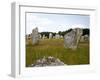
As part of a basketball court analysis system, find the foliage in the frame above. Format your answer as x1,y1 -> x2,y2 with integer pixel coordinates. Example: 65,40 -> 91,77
82,28 -> 90,36
39,28 -> 89,38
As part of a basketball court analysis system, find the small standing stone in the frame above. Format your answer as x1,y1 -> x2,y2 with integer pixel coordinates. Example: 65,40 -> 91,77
55,34 -> 60,39
42,35 -> 45,39
80,36 -> 85,42
39,34 -> 42,39
84,35 -> 89,41
60,35 -> 63,39
49,33 -> 53,39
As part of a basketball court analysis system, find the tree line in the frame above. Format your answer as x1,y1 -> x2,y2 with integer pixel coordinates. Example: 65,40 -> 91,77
39,28 -> 89,38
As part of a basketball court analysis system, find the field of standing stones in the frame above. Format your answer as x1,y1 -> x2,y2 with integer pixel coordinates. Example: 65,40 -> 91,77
26,27 -> 89,67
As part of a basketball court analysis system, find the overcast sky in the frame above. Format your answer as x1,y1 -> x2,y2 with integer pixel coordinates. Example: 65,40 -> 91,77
26,13 -> 90,34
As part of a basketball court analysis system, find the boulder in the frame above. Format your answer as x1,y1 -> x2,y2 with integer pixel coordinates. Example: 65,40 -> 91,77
30,56 -> 65,67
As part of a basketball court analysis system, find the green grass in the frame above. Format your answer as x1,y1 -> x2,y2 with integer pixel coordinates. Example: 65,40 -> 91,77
26,39 -> 89,67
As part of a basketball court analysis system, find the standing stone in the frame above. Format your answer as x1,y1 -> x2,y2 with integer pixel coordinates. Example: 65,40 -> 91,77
60,35 -> 63,39
39,34 -> 42,39
32,27 -> 39,45
26,34 -> 32,45
80,35 -> 89,42
53,36 -> 55,39
49,33 -> 53,39
64,28 -> 83,49
42,35 -> 45,39
55,34 -> 60,39
80,36 -> 85,42
84,35 -> 89,41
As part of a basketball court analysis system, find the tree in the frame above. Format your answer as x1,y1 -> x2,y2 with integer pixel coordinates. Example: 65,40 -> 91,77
82,28 -> 90,36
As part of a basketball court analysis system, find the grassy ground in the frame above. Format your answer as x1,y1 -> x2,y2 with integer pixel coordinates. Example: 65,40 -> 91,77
26,39 -> 89,67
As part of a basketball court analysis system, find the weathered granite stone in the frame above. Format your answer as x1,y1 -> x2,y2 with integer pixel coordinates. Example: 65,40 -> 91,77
32,27 -> 39,45
49,33 -> 53,39
80,35 -> 89,42
80,36 -> 85,42
55,34 -> 60,39
42,35 -> 45,39
30,56 -> 65,67
39,34 -> 42,39
64,28 -> 83,49
84,35 -> 89,41
60,35 -> 63,39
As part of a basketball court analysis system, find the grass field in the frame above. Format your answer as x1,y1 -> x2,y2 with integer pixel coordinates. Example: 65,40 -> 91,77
26,39 -> 89,67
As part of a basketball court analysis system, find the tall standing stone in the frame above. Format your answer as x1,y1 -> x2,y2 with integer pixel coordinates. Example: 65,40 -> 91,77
64,28 -> 83,49
32,27 -> 39,45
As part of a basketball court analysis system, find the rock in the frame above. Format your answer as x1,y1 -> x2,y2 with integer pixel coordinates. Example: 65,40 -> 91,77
80,35 -> 89,42
55,59 -> 65,65
36,59 -> 41,64
55,34 -> 60,39
84,35 -> 89,41
42,35 -> 46,39
64,28 -> 83,49
39,34 -> 42,39
29,64 -> 35,67
47,56 -> 55,62
60,35 -> 63,39
30,56 -> 65,67
32,27 -> 39,45
80,36 -> 85,42
49,33 -> 53,39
